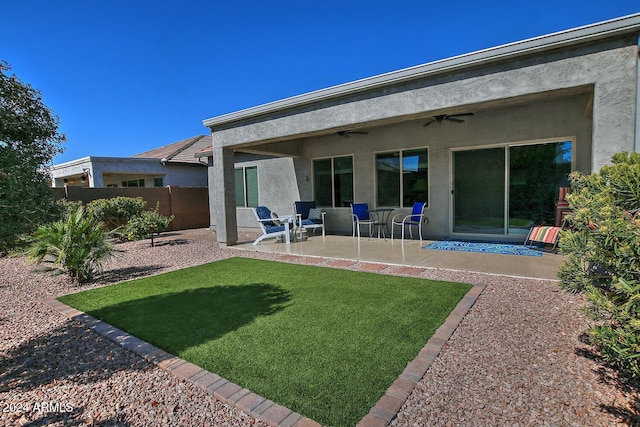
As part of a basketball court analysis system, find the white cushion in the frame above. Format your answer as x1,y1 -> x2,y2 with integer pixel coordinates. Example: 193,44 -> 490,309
270,211 -> 281,225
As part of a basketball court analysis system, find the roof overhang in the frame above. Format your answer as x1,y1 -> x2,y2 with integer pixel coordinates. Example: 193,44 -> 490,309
50,156 -> 160,170
203,13 -> 640,129
195,149 -> 212,159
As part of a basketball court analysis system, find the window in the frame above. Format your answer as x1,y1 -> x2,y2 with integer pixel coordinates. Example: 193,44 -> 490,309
376,148 -> 428,207
313,156 -> 353,207
122,179 -> 145,187
153,177 -> 164,187
235,166 -> 258,207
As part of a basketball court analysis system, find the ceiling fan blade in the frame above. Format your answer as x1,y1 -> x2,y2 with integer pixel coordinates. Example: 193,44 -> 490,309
338,130 -> 368,137
445,117 -> 465,123
422,119 -> 436,127
448,113 -> 474,118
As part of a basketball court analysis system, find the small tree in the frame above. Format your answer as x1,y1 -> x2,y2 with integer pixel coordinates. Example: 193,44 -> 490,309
87,196 -> 145,230
558,152 -> 640,376
124,203 -> 174,243
25,205 -> 117,282
0,60 -> 66,254
86,197 -> 173,244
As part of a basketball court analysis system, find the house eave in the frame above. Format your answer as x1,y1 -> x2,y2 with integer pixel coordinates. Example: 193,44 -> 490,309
202,13 -> 640,129
50,157 -> 162,170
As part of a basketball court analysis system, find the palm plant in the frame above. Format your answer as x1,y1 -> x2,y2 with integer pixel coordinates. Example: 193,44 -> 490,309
25,205 -> 117,282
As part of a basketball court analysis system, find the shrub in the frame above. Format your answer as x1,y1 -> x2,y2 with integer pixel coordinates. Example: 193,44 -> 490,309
124,203 -> 174,241
25,205 -> 117,282
53,199 -> 82,220
87,196 -> 145,231
558,152 -> 640,376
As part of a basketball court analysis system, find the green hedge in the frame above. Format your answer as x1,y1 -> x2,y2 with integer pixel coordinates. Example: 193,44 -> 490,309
559,152 -> 640,376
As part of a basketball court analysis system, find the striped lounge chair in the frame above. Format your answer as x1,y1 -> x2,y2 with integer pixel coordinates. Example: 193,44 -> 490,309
525,225 -> 563,252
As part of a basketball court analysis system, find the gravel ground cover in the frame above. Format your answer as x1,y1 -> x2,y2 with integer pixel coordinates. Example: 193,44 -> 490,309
1,228 -> 638,426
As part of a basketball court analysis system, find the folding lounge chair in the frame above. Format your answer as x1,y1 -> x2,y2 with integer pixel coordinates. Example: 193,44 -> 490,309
555,187 -> 571,226
390,202 -> 428,241
525,225 -> 563,252
252,206 -> 293,245
294,201 -> 325,236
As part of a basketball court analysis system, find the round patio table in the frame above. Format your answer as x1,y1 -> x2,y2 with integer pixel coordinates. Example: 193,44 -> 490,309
368,208 -> 394,239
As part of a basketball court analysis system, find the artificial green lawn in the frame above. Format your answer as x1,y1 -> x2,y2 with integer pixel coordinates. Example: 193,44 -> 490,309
59,257 -> 472,426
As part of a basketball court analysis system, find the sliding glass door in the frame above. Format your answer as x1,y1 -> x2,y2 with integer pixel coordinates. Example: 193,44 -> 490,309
452,140 -> 572,236
453,148 -> 505,234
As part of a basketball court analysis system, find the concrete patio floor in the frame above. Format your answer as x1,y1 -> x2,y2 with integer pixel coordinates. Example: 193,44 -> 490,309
233,233 -> 564,281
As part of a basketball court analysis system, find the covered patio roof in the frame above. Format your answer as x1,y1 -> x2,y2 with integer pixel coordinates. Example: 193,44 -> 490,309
202,13 -> 640,246
203,13 -> 640,133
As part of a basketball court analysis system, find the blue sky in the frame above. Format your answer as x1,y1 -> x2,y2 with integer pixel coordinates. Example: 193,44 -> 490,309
2,1 -> 638,164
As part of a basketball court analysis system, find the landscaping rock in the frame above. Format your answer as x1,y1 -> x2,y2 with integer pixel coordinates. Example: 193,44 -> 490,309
1,228 -> 637,426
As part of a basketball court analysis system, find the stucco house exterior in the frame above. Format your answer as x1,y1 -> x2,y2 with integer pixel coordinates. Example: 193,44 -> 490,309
202,14 -> 640,246
50,135 -> 210,188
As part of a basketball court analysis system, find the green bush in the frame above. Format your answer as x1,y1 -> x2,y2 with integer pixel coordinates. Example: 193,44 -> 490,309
87,196 -> 145,230
85,196 -> 173,242
24,205 -> 117,282
123,203 -> 174,241
0,61 -> 66,256
558,152 -> 640,376
53,199 -> 82,220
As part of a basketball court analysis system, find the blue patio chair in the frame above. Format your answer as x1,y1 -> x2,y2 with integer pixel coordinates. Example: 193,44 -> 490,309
391,202 -> 428,241
351,203 -> 374,239
252,206 -> 293,245
294,201 -> 325,236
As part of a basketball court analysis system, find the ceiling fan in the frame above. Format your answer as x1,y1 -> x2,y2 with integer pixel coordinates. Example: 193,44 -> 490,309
337,130 -> 368,138
423,113 -> 473,127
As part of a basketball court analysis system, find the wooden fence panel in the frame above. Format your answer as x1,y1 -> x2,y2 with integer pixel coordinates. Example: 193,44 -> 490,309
169,187 -> 210,230
52,187 -> 209,231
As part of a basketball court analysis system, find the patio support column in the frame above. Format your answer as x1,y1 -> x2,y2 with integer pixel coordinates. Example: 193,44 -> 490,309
636,46 -> 640,153
213,145 -> 238,246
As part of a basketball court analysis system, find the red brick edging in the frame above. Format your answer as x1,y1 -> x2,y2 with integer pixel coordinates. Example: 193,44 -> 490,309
357,283 -> 485,427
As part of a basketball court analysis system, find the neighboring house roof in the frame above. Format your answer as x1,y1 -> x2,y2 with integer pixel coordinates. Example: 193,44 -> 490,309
202,13 -> 640,129
132,134 -> 211,165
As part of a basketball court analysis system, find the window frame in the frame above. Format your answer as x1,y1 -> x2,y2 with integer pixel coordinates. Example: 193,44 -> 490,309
235,165 -> 259,208
449,137 -> 574,236
312,155 -> 354,208
375,147 -> 429,208
122,178 -> 145,188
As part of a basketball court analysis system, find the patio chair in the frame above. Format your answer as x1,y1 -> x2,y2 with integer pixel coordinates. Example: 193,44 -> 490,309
294,201 -> 325,236
555,186 -> 571,226
524,224 -> 563,252
351,203 -> 374,239
390,201 -> 428,241
252,206 -> 294,245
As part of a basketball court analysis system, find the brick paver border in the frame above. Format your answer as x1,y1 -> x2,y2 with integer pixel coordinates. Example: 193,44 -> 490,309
42,257 -> 485,427
357,282 -> 485,427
